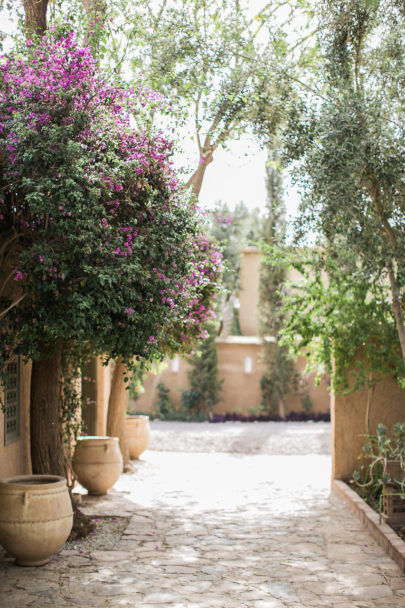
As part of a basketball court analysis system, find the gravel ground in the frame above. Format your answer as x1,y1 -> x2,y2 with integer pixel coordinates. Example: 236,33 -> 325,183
64,516 -> 130,554
148,420 -> 331,455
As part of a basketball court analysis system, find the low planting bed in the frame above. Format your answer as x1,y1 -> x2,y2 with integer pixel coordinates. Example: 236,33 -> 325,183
332,479 -> 405,574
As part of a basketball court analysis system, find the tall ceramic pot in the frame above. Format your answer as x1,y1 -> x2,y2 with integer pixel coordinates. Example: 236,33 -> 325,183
72,436 -> 123,495
126,415 -> 151,459
0,474 -> 73,566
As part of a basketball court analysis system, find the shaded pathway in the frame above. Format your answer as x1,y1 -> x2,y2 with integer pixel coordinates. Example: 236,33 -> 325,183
1,422 -> 404,607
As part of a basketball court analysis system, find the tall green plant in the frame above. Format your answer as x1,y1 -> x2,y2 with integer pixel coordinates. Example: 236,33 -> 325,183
258,147 -> 298,417
185,324 -> 223,415
352,423 -> 405,506
269,246 -> 403,394
283,0 -> 405,371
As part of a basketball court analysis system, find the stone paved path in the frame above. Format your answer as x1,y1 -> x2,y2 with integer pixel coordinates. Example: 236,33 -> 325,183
1,421 -> 404,607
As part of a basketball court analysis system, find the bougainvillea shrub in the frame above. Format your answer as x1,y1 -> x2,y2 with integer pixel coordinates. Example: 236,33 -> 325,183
0,32 -> 222,371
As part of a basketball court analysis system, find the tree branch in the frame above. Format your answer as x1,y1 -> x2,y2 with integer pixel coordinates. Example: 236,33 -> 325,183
0,294 -> 27,319
0,233 -> 23,265
0,271 -> 14,299
371,179 -> 403,265
386,258 -> 405,360
289,27 -> 322,53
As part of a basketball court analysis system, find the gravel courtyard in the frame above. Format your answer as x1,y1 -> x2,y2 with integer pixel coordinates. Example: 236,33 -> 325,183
148,420 -> 332,455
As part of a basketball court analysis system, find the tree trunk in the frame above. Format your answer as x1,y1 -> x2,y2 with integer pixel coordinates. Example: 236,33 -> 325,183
186,148 -> 214,198
22,0 -> 96,540
23,0 -> 48,37
81,0 -> 106,18
370,181 -> 405,361
30,343 -> 96,538
278,398 -> 286,421
30,343 -> 68,477
386,258 -> 405,360
106,361 -> 131,471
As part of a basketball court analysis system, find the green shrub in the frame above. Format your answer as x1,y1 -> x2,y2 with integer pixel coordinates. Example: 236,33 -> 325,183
352,423 -> 405,506
155,383 -> 172,419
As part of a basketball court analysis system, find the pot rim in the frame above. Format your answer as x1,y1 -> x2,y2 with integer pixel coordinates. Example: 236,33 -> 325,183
77,435 -> 119,442
0,474 -> 67,489
126,414 -> 149,419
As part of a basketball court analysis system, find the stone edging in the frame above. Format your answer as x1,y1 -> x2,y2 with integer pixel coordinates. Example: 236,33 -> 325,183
332,479 -> 405,574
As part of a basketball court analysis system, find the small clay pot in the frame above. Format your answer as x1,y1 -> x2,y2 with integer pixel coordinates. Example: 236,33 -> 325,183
72,436 -> 123,495
0,474 -> 73,566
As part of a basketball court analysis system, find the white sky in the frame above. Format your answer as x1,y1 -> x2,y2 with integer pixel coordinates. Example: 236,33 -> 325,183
198,138 -> 269,212
180,134 -> 301,221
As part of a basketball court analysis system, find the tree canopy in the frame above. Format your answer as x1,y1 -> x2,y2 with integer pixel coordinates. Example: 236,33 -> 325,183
101,0 -> 316,196
273,0 -> 405,390
0,32 -> 222,374
259,147 -> 298,416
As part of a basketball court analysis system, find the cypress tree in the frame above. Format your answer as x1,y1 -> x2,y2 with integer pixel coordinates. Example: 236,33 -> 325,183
184,324 -> 223,415
258,146 -> 297,418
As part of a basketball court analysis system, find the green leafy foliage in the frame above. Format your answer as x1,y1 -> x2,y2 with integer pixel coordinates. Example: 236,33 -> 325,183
95,0 -> 318,198
0,33 -> 222,400
352,423 -> 405,504
113,1 -> 305,133
154,382 -> 207,421
155,382 -> 172,419
185,323 -> 223,415
279,0 -> 405,388
268,246 -> 403,393
258,147 -> 301,415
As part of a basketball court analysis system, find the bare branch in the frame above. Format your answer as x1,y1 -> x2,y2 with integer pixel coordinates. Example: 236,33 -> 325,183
289,27 -> 321,53
0,294 -> 27,319
386,258 -> 405,360
371,180 -> 403,265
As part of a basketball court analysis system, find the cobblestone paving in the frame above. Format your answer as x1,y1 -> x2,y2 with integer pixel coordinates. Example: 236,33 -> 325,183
1,422 -> 404,607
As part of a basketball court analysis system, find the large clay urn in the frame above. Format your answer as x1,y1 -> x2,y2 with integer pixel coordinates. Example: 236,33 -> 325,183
126,415 -> 151,459
72,436 -> 123,495
0,474 -> 73,566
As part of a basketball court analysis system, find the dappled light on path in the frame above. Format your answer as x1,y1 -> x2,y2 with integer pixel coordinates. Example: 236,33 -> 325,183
1,422 -> 403,607
114,452 -> 331,516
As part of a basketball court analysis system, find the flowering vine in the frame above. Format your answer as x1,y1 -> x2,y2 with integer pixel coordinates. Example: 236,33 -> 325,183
0,32 -> 222,378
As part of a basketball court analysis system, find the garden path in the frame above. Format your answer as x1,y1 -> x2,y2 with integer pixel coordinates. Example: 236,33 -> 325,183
1,421 -> 404,607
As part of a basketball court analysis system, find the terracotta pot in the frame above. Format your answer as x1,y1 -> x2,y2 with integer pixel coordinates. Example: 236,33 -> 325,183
72,436 -> 123,495
126,415 -> 151,459
0,474 -> 73,566
384,458 -> 405,485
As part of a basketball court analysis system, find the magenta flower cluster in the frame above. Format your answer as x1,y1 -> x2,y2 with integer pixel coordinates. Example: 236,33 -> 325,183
0,32 -> 222,363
